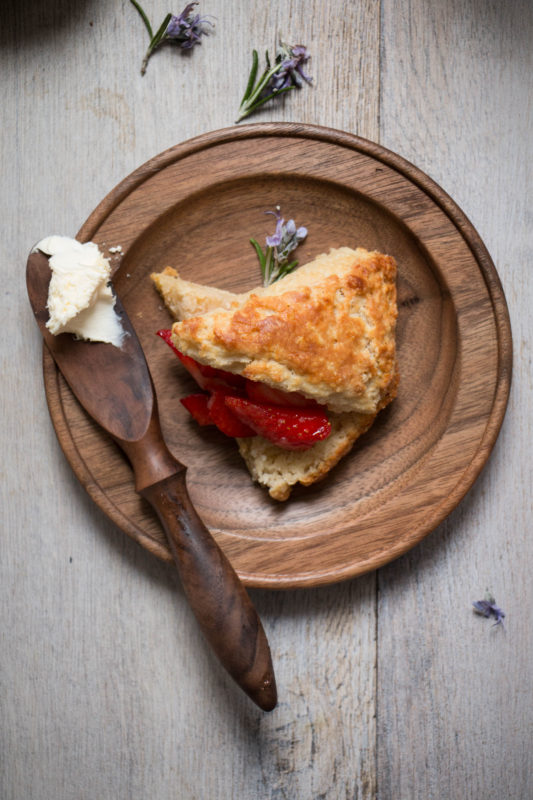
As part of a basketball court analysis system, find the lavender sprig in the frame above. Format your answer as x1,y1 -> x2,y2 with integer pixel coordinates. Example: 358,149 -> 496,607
130,1 -> 214,75
250,207 -> 308,286
237,40 -> 312,122
473,592 -> 506,626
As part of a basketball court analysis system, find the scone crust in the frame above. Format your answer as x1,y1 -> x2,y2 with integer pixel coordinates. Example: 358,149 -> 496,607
170,248 -> 398,414
151,266 -> 244,319
237,411 -> 376,500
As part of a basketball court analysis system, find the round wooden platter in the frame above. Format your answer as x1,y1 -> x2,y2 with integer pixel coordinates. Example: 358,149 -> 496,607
43,123 -> 512,588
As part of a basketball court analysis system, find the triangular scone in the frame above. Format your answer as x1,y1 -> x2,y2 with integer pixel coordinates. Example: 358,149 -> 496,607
168,248 -> 398,414
151,248 -> 398,500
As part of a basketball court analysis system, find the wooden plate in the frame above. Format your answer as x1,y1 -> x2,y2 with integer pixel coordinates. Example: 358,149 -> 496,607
43,123 -> 512,588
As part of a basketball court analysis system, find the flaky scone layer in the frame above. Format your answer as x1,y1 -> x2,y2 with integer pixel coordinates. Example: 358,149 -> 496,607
167,247 -> 398,414
237,411 -> 376,500
151,267 -> 245,318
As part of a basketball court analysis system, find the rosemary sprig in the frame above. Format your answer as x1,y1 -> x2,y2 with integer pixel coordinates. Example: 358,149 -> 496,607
129,1 -> 213,75
237,50 -> 295,122
236,41 -> 312,123
250,207 -> 307,287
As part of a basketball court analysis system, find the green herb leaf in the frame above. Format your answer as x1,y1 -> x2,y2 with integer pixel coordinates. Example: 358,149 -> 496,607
129,0 -> 153,39
241,50 -> 259,105
249,238 -> 266,271
278,260 -> 298,279
246,85 -> 294,113
263,247 -> 274,285
150,12 -> 172,50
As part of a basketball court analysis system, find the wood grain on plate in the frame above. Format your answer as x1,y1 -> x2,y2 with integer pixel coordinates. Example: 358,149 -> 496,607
42,123 -> 512,588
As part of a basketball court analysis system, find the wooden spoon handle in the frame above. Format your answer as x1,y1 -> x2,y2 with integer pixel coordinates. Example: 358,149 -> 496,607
141,470 -> 277,711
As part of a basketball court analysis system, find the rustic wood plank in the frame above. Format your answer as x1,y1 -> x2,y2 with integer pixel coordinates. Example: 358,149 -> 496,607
1,0 -> 381,798
378,1 -> 533,798
5,0 -> 529,796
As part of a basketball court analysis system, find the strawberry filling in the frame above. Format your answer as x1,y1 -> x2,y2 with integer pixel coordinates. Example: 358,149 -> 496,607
157,329 -> 245,391
179,393 -> 212,426
207,392 -> 256,437
225,397 -> 331,450
157,329 -> 331,450
245,379 -> 321,409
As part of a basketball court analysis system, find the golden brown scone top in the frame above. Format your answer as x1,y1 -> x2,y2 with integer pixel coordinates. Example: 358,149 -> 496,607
170,247 -> 399,414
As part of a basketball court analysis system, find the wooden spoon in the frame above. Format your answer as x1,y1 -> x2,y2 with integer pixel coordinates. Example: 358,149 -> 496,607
26,249 -> 277,712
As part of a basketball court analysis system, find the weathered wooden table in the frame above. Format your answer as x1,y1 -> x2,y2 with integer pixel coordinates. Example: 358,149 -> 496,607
2,1 -> 531,797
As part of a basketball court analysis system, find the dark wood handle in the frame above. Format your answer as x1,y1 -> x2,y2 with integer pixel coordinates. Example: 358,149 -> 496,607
141,471 -> 277,711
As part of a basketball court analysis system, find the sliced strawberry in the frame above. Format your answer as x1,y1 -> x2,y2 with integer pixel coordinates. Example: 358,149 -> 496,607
180,393 -> 213,426
175,350 -> 223,391
156,328 -> 181,355
225,397 -> 331,450
156,330 -> 245,391
207,392 -> 257,438
245,379 -> 322,409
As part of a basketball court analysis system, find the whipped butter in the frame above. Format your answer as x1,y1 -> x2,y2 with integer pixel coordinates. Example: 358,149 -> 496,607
35,235 -> 125,347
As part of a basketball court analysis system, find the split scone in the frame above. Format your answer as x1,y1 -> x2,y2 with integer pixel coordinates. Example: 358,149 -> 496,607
152,247 -> 398,500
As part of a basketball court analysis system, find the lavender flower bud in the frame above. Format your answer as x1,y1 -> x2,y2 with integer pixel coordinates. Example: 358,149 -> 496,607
266,215 -> 284,248
269,41 -> 313,93
165,3 -> 213,47
473,594 -> 506,626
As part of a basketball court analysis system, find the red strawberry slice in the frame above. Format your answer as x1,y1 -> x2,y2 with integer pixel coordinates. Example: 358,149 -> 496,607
207,392 -> 257,438
156,330 -> 245,391
245,379 -> 322,409
180,393 -> 213,426
156,328 -> 181,354
225,397 -> 331,450
175,350 -> 224,391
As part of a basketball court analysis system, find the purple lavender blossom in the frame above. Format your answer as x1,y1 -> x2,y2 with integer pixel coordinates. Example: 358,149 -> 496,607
269,42 -> 313,91
166,3 -> 213,48
265,211 -> 284,248
251,207 -> 308,286
265,208 -> 307,257
473,594 -> 506,626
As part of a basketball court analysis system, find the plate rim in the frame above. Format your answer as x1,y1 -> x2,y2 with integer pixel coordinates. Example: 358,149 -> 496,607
42,122 -> 513,588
